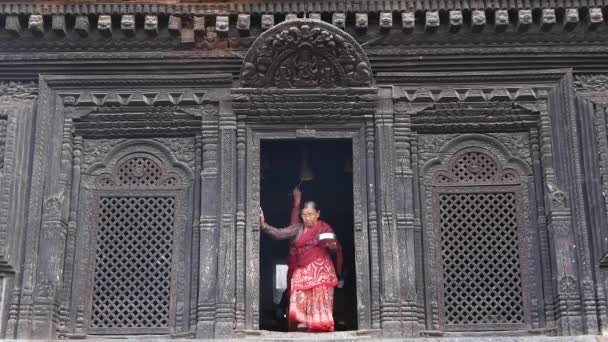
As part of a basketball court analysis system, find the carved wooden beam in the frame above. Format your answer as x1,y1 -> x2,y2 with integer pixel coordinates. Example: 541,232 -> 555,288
495,10 -> 509,31
308,13 -> 321,21
517,9 -> 533,32
380,12 -> 393,32
402,12 -> 415,31
565,8 -> 580,30
74,15 -> 89,37
0,9 -> 605,48
589,7 -> 604,29
237,14 -> 250,35
51,15 -> 66,36
449,10 -> 463,32
168,15 -> 181,36
425,11 -> 440,32
356,13 -> 368,33
144,15 -> 158,36
5,15 -> 21,37
194,16 -> 205,37
121,15 -> 135,36
28,14 -> 44,37
97,15 -> 112,37
472,10 -> 486,32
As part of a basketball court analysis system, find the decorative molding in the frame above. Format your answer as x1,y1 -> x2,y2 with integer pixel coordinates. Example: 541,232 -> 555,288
386,70 -> 568,90
0,2 -> 606,15
232,87 -> 377,121
411,102 -> 539,133
240,19 -> 373,88
44,74 -> 231,90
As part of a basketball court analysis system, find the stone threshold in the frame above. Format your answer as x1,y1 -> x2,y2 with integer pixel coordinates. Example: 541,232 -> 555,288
9,335 -> 600,341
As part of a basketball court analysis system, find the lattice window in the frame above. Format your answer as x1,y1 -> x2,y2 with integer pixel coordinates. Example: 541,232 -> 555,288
439,192 -> 524,327
433,147 -> 527,330
91,196 -> 175,329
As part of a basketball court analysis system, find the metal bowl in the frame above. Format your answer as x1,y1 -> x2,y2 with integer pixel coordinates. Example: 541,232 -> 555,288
318,233 -> 337,241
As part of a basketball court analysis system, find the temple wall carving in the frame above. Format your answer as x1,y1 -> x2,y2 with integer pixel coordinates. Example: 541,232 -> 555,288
0,8 -> 607,339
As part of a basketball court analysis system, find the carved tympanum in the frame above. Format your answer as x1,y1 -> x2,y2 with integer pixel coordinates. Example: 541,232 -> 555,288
432,148 -> 521,186
240,19 -> 373,88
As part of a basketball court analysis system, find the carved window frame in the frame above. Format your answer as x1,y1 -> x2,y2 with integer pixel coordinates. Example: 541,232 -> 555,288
76,141 -> 194,335
432,147 -> 529,331
419,136 -> 535,333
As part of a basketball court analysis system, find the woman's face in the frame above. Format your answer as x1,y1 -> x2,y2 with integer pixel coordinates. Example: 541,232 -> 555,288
301,207 -> 320,228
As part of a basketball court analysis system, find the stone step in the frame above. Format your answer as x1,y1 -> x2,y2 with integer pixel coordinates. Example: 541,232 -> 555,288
4,336 -> 601,342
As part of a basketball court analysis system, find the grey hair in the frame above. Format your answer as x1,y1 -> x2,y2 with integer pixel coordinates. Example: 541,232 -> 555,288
302,201 -> 319,212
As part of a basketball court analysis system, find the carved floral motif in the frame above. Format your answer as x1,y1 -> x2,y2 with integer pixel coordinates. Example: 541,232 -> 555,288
417,133 -> 531,166
0,81 -> 37,102
493,133 -> 531,163
574,74 -> 608,93
240,19 -> 373,88
153,137 -> 196,170
559,275 -> 577,293
83,139 -> 127,172
83,138 -> 196,172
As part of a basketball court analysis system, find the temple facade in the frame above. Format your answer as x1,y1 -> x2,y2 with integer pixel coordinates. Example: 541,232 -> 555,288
1,1 -> 608,340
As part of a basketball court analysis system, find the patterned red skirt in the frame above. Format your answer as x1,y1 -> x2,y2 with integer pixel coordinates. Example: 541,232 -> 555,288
288,256 -> 338,332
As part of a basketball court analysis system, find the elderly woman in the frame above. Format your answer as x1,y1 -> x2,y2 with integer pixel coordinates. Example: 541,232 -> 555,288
259,188 -> 343,332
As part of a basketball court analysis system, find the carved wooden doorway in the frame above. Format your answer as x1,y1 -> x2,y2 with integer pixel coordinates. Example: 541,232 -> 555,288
243,127 -> 373,332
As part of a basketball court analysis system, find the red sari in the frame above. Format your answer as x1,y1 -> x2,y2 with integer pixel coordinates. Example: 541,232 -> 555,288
262,217 -> 343,332
286,220 -> 342,332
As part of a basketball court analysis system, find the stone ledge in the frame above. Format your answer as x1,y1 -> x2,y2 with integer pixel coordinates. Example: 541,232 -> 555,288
0,335 -> 601,341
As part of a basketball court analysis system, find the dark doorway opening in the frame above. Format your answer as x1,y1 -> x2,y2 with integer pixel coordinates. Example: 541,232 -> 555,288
259,139 -> 358,332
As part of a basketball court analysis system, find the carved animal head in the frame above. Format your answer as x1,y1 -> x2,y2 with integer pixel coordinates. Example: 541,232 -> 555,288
145,15 -> 158,29
449,11 -> 463,25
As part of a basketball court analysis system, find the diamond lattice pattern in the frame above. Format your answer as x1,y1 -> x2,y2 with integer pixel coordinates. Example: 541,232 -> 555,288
439,192 -> 525,327
451,151 -> 498,183
117,157 -> 163,187
91,196 -> 175,328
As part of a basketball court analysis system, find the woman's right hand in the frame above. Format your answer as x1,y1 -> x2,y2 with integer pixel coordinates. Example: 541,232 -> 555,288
259,207 -> 266,230
292,186 -> 302,207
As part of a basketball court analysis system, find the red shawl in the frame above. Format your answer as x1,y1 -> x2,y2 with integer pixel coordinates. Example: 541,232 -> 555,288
286,220 -> 343,296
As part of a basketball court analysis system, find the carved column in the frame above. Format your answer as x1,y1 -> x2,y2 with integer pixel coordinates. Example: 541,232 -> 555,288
571,75 -> 608,334
394,101 -> 422,336
31,119 -> 73,338
57,134 -> 83,336
374,86 -> 401,336
1,83 -> 37,339
215,98 -> 237,338
542,75 -> 595,334
365,112 -> 381,329
553,76 -> 600,334
197,103 -> 220,337
235,107 -> 246,329
529,127 -> 556,330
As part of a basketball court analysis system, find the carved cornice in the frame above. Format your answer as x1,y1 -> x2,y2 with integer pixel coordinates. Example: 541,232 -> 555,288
1,8 -> 607,52
411,102 -> 539,133
43,73 -> 232,89
382,69 -> 568,88
231,87 -> 377,121
2,1 -> 608,15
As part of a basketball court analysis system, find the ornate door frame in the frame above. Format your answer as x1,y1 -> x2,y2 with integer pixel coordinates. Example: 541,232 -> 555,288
242,124 -> 373,331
